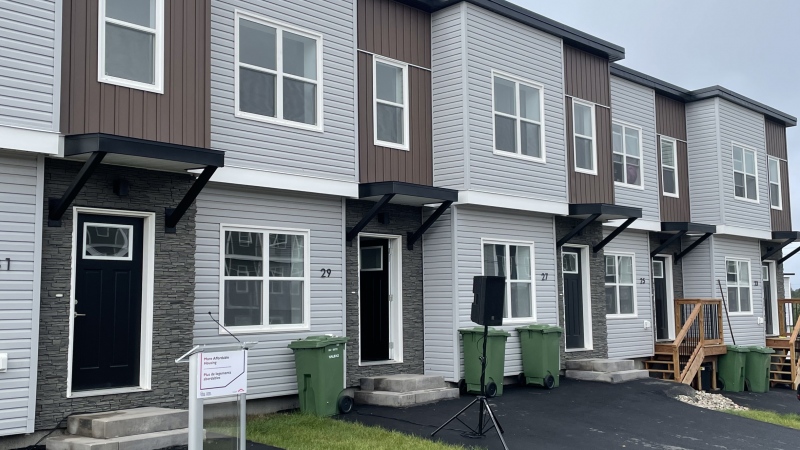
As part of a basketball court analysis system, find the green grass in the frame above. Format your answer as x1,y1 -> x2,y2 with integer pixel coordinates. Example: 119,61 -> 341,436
726,409 -> 800,431
237,413 -> 479,450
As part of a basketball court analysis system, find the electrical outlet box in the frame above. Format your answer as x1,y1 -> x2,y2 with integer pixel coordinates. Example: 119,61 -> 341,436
0,353 -> 7,372
643,320 -> 651,330
757,317 -> 765,325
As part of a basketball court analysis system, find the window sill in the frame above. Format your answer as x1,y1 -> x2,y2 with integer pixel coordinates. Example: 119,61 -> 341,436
614,181 -> 644,191
574,167 -> 597,176
218,324 -> 310,334
492,149 -> 546,164
771,205 -> 783,211
565,346 -> 594,353
606,314 -> 638,319
727,311 -> 754,317
374,139 -> 409,151
499,318 -> 538,327
733,196 -> 760,204
69,386 -> 151,399
662,191 -> 680,198
359,359 -> 404,367
99,76 -> 163,94
235,109 -> 324,133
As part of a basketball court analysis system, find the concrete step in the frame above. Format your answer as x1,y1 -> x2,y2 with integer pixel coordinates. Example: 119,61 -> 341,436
565,369 -> 650,384
67,407 -> 188,439
46,428 -> 189,450
354,387 -> 459,407
359,374 -> 446,393
564,359 -> 635,373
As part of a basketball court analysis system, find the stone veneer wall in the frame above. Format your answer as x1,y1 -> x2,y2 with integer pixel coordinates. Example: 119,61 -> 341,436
648,233 -> 685,299
345,200 -> 423,386
555,217 -> 608,362
35,159 -> 196,429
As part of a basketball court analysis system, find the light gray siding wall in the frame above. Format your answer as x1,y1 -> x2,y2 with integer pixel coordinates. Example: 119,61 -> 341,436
422,209 -> 456,380
210,0 -> 356,181
686,99 -> 722,225
610,76 -> 660,222
718,99 -> 771,232
431,4 -> 466,190
602,229 -> 654,359
0,0 -> 58,131
454,206 -> 559,378
713,235 -> 765,346
681,235 -> 714,298
0,153 -> 41,436
462,4 -> 567,202
194,185 -> 345,398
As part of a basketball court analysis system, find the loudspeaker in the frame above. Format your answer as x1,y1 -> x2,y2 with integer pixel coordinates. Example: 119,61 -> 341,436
470,276 -> 505,326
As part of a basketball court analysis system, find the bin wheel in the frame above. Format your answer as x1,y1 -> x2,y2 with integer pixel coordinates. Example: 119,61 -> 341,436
518,372 -> 527,386
717,378 -> 725,391
458,379 -> 467,395
485,381 -> 498,398
543,374 -> 556,390
338,395 -> 354,414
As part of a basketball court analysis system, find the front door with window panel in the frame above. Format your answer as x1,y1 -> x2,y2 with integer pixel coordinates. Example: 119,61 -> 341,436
72,214 -> 144,391
562,248 -> 584,349
360,239 -> 391,362
763,263 -> 776,335
652,258 -> 671,341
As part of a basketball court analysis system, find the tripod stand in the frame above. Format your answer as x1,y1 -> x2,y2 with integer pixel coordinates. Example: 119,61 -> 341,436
431,325 -> 509,450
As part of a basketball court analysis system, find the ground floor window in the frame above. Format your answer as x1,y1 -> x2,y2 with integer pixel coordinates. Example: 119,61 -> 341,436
220,226 -> 310,331
482,240 -> 535,320
605,253 -> 636,316
726,258 -> 752,313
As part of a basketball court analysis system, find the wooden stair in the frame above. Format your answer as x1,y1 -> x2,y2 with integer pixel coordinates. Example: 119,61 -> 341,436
768,299 -> 800,390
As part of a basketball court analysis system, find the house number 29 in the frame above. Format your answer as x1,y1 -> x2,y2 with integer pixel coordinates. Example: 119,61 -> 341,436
320,268 -> 332,278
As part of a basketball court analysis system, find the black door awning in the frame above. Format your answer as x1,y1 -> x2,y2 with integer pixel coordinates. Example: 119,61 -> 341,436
557,203 -> 642,252
651,222 -> 716,262
762,231 -> 800,264
347,181 -> 459,249
49,134 -> 225,232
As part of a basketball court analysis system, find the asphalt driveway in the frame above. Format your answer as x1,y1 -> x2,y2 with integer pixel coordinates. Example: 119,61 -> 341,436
342,378 -> 800,450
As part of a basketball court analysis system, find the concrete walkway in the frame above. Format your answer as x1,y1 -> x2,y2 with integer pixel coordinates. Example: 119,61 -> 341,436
342,378 -> 800,449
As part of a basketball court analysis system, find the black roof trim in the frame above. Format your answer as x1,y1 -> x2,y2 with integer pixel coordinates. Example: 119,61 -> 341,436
568,203 -> 642,219
610,64 -> 797,127
358,181 -> 459,202
660,222 -> 717,235
771,231 -> 800,241
64,133 -> 225,167
396,0 -> 625,61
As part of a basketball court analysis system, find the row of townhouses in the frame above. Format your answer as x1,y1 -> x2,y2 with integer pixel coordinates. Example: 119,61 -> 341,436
1,0 -> 798,444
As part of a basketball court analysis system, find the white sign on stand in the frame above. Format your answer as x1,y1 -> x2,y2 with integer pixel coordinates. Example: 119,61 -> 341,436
197,350 -> 247,399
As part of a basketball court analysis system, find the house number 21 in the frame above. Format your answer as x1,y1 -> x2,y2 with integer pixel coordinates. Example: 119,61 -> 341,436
320,268 -> 332,278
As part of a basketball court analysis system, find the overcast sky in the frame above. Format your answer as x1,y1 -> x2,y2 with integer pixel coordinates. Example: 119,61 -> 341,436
513,0 -> 800,289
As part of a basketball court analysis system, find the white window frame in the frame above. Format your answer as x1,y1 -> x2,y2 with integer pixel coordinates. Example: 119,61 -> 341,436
480,239 -> 537,324
660,136 -> 679,198
491,70 -> 546,163
359,246 -> 383,272
572,99 -> 597,175
372,55 -> 410,150
725,257 -> 753,315
97,0 -> 165,93
612,121 -> 643,189
605,252 -> 637,318
82,222 -> 134,261
234,10 -> 324,132
768,156 -> 782,210
731,143 -> 759,203
218,224 -> 311,333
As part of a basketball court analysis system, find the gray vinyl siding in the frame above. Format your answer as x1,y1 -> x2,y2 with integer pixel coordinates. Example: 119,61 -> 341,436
0,0 -> 58,131
422,209 -> 456,379
431,4 -> 467,190
454,206 -> 559,378
685,99 -> 722,225
602,229 -> 654,359
680,235 -> 714,298
0,152 -> 41,436
712,235 -> 765,346
194,185 -> 345,398
210,0 -> 356,181
718,99 -> 771,232
610,76 -> 660,222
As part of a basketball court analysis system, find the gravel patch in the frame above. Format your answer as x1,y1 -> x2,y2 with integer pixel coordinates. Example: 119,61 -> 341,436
676,390 -> 749,411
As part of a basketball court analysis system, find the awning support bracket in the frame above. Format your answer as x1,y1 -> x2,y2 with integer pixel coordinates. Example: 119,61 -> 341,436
48,151 -> 107,227
165,165 -> 217,233
593,217 -> 637,254
556,214 -> 601,248
346,194 -> 395,245
778,246 -> 800,265
650,230 -> 687,258
407,201 -> 453,250
762,237 -> 796,261
674,232 -> 713,263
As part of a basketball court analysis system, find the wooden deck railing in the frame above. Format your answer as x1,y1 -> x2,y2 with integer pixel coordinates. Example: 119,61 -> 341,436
672,299 -> 724,383
776,299 -> 800,389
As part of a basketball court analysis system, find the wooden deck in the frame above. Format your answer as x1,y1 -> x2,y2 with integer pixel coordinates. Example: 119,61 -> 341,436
767,299 -> 800,389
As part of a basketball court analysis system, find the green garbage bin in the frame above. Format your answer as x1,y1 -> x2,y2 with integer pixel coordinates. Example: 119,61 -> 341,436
288,335 -> 352,416
459,327 -> 510,397
718,345 -> 749,392
744,346 -> 774,393
516,324 -> 563,389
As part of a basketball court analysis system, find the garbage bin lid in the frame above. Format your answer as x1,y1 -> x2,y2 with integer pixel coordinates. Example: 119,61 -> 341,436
288,335 -> 349,349
458,327 -> 511,337
725,345 -> 750,353
746,346 -> 775,354
516,324 -> 563,334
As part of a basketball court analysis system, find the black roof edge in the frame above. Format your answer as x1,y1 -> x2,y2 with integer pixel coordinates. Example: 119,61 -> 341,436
358,181 -> 459,202
771,231 -> 800,241
660,221 -> 717,235
611,64 -> 797,127
64,133 -> 225,167
568,203 -> 642,219
396,0 -> 625,62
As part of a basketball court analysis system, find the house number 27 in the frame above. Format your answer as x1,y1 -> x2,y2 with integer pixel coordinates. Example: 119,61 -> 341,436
320,268 -> 332,278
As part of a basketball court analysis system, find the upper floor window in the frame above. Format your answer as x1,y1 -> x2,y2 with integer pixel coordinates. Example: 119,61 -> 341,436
612,123 -> 641,187
573,100 -> 596,174
235,12 -> 323,131
660,138 -> 678,197
374,57 -> 409,150
605,254 -> 635,317
492,73 -> 545,161
732,144 -> 758,201
483,241 -> 535,321
98,0 -> 164,93
726,258 -> 751,314
768,157 -> 782,209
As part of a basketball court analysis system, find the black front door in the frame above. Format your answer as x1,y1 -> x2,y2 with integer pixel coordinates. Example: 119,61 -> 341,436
359,239 -> 390,362
763,264 -> 774,335
72,214 -> 144,391
652,257 -> 670,341
563,248 -> 584,349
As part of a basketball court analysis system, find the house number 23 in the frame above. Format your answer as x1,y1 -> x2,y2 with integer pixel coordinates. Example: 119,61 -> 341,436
320,268 -> 332,278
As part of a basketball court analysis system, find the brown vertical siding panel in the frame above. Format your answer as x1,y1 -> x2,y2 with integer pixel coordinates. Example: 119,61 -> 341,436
183,0 -> 196,147
402,6 -> 411,64
170,0 -> 184,145
381,0 -> 389,59
116,87 -> 129,136
358,0 -> 366,50
387,1 -> 397,60
85,0 -> 99,132
566,98 -> 576,203
655,95 -> 687,140
129,90 -> 143,139
358,54 -> 368,182
99,85 -> 114,133
771,160 -> 792,231
60,0 -> 73,133
359,0 -> 430,69
563,45 -> 610,107
764,119 -> 788,159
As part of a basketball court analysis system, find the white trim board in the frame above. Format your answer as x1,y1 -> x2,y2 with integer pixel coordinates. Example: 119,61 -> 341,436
603,219 -> 661,232
0,125 -> 60,155
199,166 -> 359,198
457,190 -> 568,216
714,225 -> 771,240
26,156 -> 45,432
